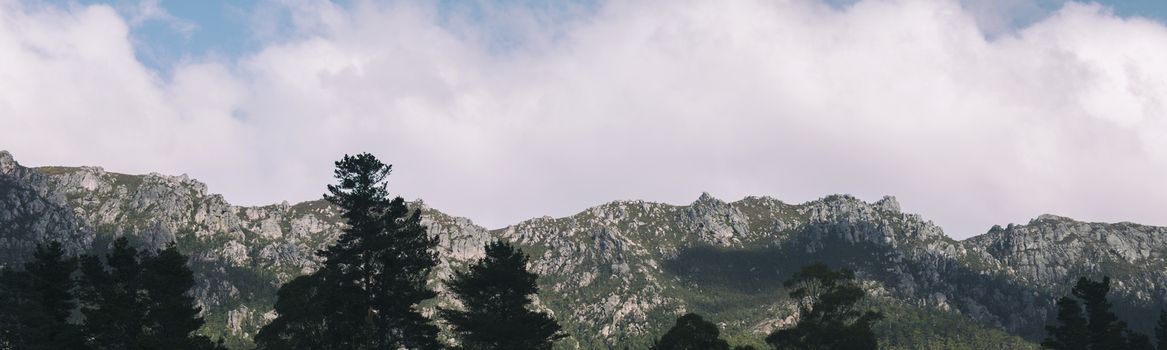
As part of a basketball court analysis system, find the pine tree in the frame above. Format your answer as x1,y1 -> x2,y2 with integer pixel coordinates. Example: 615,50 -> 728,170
1041,296 -> 1088,350
78,238 -> 146,350
1045,276 -> 1150,350
765,263 -> 882,350
1127,326 -> 1155,350
1072,277 -> 1128,350
441,241 -> 565,350
651,313 -> 730,350
1156,309 -> 1167,350
256,153 -> 440,349
0,241 -> 85,349
78,238 -> 221,350
140,243 -> 221,349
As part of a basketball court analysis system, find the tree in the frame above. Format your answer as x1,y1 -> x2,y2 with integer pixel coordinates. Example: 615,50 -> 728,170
256,153 -> 441,349
441,241 -> 565,350
78,238 -> 221,350
1044,276 -> 1155,350
78,238 -> 147,349
140,243 -> 221,349
766,263 -> 882,350
1042,296 -> 1089,350
651,313 -> 730,350
1155,309 -> 1167,350
1127,326 -> 1155,350
0,241 -> 86,349
1072,277 -> 1128,350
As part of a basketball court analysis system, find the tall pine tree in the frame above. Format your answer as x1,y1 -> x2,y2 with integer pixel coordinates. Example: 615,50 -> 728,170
0,241 -> 85,349
766,263 -> 882,350
1042,296 -> 1089,350
140,243 -> 221,349
441,241 -> 564,350
1072,277 -> 1128,350
78,238 -> 147,349
256,153 -> 440,350
1044,276 -> 1151,350
78,237 -> 221,350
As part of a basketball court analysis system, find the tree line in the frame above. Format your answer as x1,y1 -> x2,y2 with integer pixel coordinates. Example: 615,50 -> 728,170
0,239 -> 224,349
1,152 -> 1160,349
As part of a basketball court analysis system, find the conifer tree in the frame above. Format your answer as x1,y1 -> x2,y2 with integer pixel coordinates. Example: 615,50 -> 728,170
140,243 -> 220,349
766,263 -> 882,350
1156,309 -> 1167,350
78,238 -> 147,349
78,238 -> 221,350
651,313 -> 730,350
1041,296 -> 1088,350
1072,277 -> 1128,350
441,241 -> 564,350
1044,277 -> 1152,350
1127,326 -> 1155,350
256,153 -> 440,350
0,241 -> 85,349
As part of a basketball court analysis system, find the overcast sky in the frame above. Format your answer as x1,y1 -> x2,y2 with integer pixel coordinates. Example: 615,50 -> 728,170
2,0 -> 1166,238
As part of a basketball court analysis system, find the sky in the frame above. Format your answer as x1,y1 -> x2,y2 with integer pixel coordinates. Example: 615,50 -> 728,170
2,0 -> 1167,238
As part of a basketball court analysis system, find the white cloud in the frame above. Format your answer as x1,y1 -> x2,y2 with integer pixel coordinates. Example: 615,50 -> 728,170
1,0 -> 1166,238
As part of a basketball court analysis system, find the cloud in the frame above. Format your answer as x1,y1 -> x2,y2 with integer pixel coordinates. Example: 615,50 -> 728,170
2,0 -> 1166,238
125,0 -> 197,35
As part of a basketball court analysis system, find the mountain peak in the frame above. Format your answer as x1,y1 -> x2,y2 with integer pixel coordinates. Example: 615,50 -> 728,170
1032,214 -> 1070,223
0,150 -> 17,175
694,191 -> 723,205
875,195 -> 901,213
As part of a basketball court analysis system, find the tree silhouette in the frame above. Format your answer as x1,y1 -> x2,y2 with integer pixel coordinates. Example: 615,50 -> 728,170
766,263 -> 881,350
78,238 -> 221,350
1043,276 -> 1152,350
256,153 -> 440,349
1042,296 -> 1088,350
140,243 -> 221,349
1156,309 -> 1167,350
651,313 -> 730,350
78,238 -> 148,349
1127,326 -> 1155,350
0,241 -> 85,349
1073,277 -> 1129,349
441,241 -> 564,350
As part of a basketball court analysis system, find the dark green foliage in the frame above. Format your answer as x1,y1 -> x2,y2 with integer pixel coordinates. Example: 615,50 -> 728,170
1127,327 -> 1155,350
0,241 -> 85,349
765,263 -> 881,350
78,237 -> 222,350
255,153 -> 440,350
651,313 -> 730,350
78,238 -> 147,349
1073,277 -> 1129,350
1043,296 -> 1089,350
1156,309 -> 1167,350
253,274 -> 333,349
140,244 -> 220,349
441,241 -> 565,350
1043,276 -> 1154,350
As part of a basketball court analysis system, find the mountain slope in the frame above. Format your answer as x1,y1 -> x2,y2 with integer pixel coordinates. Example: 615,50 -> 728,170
2,150 -> 1163,348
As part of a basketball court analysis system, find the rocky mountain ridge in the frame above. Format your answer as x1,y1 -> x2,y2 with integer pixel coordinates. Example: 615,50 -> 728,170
2,150 -> 1165,349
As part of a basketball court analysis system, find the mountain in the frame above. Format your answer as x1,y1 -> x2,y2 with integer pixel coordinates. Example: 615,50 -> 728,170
2,150 -> 1165,349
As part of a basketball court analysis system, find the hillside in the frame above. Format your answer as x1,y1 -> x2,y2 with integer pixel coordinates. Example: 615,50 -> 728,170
3,150 -> 1164,349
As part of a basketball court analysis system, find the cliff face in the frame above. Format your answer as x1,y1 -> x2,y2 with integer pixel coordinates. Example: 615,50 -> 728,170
1,150 -> 1164,348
